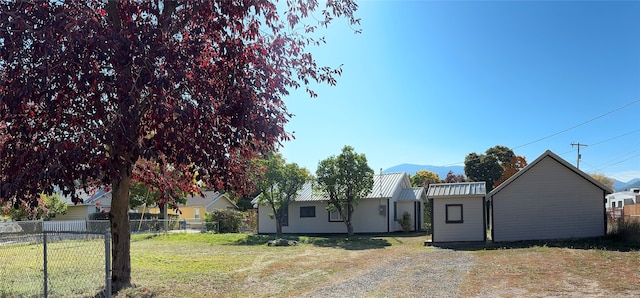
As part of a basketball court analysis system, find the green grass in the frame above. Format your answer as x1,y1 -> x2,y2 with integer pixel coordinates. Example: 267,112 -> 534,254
2,232 -> 639,297
0,238 -> 107,297
122,232 -> 414,297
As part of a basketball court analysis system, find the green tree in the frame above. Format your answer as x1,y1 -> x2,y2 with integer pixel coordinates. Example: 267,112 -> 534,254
255,154 -> 310,237
464,152 -> 502,191
410,170 -> 440,232
465,145 -> 526,191
315,146 -> 374,236
410,170 -> 442,188
4,193 -> 67,221
590,173 -> 614,191
486,145 -> 514,164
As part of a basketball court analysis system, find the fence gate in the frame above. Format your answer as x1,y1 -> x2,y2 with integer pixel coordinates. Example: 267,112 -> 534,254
0,222 -> 111,298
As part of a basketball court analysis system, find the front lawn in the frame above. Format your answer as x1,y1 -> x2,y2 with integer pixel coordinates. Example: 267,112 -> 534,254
3,232 -> 639,297
122,232 -> 419,297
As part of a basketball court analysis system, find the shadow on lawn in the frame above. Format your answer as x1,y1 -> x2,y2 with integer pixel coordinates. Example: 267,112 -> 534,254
431,237 -> 640,252
233,234 -> 393,250
304,236 -> 391,250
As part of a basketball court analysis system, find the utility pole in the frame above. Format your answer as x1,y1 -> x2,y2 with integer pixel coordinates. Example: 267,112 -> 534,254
570,143 -> 588,169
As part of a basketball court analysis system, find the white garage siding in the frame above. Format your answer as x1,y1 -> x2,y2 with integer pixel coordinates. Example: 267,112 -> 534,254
490,151 -> 609,242
427,182 -> 487,243
432,197 -> 485,242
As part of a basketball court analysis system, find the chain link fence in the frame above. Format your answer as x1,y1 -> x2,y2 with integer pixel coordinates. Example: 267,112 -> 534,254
0,221 -> 111,298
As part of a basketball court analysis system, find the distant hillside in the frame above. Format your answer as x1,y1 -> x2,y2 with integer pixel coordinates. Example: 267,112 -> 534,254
383,164 -> 465,180
615,178 -> 640,192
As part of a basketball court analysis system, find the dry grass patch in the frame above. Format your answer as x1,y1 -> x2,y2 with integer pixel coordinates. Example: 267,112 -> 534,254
116,232 -> 427,298
459,242 -> 640,297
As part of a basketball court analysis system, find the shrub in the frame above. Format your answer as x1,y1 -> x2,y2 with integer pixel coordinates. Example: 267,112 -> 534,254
205,210 -> 243,233
398,211 -> 412,232
244,209 -> 257,233
608,220 -> 640,243
89,212 -> 109,220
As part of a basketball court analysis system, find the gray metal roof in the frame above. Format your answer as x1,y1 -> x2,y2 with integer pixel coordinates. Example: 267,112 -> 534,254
253,173 -> 421,204
294,182 -> 324,202
397,187 -> 426,201
426,182 -> 486,197
370,173 -> 406,198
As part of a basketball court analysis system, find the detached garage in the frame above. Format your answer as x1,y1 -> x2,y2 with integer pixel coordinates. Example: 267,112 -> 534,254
488,150 -> 612,242
427,182 -> 486,243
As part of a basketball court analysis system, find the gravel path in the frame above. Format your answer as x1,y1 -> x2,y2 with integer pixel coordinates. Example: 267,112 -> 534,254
305,249 -> 474,298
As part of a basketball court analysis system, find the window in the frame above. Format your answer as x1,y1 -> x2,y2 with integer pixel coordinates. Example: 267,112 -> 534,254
194,208 -> 200,220
329,209 -> 344,222
300,206 -> 316,218
445,204 -> 463,224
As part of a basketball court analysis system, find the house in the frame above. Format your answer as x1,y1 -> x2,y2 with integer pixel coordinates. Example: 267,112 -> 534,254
141,191 -> 238,227
487,150 -> 612,242
427,182 -> 486,243
53,189 -> 112,221
606,188 -> 639,219
253,172 -> 427,234
606,188 -> 639,209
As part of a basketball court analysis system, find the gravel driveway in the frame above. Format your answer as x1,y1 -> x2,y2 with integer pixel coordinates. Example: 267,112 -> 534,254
305,249 -> 474,298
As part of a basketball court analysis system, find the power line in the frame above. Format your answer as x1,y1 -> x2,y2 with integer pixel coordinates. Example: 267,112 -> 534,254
438,99 -> 640,168
583,152 -> 640,173
588,149 -> 640,172
588,128 -> 640,147
558,129 -> 640,156
512,98 -> 640,150
442,124 -> 640,168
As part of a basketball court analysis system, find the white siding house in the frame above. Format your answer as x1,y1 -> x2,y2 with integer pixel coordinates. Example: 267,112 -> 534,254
427,182 -> 486,242
253,173 -> 426,234
487,150 -> 611,242
606,189 -> 639,209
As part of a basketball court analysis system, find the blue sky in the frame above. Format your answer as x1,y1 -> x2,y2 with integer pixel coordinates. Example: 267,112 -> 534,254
278,0 -> 640,182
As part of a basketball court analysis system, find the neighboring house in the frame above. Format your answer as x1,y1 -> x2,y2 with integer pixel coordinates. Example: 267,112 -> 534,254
606,188 -> 639,209
142,191 -> 238,226
427,182 -> 486,243
252,172 -> 427,234
487,150 -> 612,242
54,189 -> 112,221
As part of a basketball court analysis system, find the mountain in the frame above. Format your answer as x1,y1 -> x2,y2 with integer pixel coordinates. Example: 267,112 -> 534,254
615,178 -> 640,192
383,164 -> 465,180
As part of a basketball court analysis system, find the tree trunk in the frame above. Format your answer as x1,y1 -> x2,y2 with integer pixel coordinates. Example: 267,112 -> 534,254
276,218 -> 282,237
346,220 -> 354,237
162,201 -> 168,232
275,210 -> 283,237
346,203 -> 354,236
110,169 -> 132,292
271,203 -> 282,237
